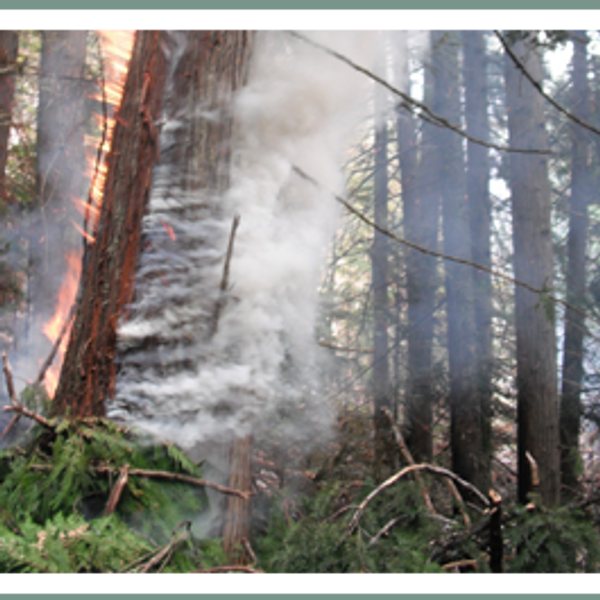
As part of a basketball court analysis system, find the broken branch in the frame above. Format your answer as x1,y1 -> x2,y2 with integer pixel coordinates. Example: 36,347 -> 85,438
95,466 -> 251,500
348,463 -> 489,534
104,463 -> 130,516
3,403 -> 55,430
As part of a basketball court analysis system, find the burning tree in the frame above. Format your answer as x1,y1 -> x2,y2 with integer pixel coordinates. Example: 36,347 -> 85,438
51,31 -> 254,560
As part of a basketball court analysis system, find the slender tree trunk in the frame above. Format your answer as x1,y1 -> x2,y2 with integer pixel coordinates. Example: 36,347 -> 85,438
462,30 -> 492,492
0,31 -> 18,204
401,32 -> 439,463
560,30 -> 590,498
504,32 -> 560,506
372,50 -> 395,480
30,32 -> 87,375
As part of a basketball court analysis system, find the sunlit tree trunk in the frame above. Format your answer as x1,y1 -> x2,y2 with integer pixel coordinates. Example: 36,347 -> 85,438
560,31 -> 591,498
462,30 -> 492,492
505,31 -> 560,506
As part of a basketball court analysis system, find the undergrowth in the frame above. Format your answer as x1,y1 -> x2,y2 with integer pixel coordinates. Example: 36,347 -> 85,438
0,417 -> 227,573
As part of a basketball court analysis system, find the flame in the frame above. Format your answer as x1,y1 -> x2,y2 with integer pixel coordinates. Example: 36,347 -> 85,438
42,251 -> 82,397
41,32 -> 134,398
161,221 -> 177,241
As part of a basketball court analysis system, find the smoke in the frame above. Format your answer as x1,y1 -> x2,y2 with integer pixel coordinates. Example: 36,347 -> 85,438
109,32 -> 379,465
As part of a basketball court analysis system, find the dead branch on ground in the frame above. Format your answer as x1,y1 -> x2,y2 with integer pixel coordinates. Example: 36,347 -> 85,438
104,463 -> 130,516
348,463 -> 489,535
192,566 -> 263,573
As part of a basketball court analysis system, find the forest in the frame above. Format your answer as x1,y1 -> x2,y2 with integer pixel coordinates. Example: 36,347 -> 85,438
0,28 -> 599,573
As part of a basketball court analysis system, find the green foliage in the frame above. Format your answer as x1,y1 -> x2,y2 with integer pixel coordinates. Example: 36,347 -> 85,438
505,502 -> 600,573
256,480 -> 445,573
0,418 -> 225,573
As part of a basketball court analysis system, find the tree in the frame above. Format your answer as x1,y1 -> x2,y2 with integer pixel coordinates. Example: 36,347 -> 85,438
462,29 -> 492,492
28,31 -> 87,386
560,31 -> 591,497
0,31 -> 18,204
54,31 -> 254,561
504,31 -> 560,505
400,32 -> 440,464
372,47 -> 396,480
431,31 -> 483,489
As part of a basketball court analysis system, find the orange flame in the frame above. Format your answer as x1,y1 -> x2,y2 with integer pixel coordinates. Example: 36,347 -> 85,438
161,221 -> 177,241
42,251 -> 82,397
42,32 -> 135,398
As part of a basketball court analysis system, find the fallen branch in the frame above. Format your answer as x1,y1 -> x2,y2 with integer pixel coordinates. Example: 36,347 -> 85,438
139,528 -> 189,574
367,515 -> 407,549
95,466 -> 251,501
3,403 -> 55,430
348,464 -> 489,534
382,407 -> 436,516
241,537 -> 257,565
444,479 -> 471,529
441,558 -> 478,572
104,463 -> 130,516
192,566 -> 263,573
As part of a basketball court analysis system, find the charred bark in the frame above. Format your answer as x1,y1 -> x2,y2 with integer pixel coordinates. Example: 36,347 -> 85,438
55,29 -> 254,562
54,31 -> 168,417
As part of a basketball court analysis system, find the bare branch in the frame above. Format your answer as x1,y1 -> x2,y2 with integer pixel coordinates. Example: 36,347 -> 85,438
348,463 -> 489,535
288,31 -> 551,156
95,466 -> 251,500
496,30 -> 600,139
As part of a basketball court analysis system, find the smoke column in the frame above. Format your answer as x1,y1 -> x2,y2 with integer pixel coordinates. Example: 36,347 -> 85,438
110,31 -> 378,460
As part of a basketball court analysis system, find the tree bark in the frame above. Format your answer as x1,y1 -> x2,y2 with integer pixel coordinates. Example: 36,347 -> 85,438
462,30 -> 492,492
55,29 -> 254,563
401,31 -> 439,464
504,31 -> 560,506
433,31 -> 482,490
54,31 -> 168,417
0,31 -> 18,204
560,30 -> 590,498
372,48 -> 395,481
31,32 -> 87,341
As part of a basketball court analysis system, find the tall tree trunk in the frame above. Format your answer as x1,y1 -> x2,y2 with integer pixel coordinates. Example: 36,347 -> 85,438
0,32 -> 19,359
0,31 -> 18,204
30,32 -> 87,380
462,30 -> 492,492
504,31 -> 560,506
401,32 -> 439,464
372,50 -> 395,480
54,31 -> 167,417
560,30 -> 591,498
433,31 -> 482,489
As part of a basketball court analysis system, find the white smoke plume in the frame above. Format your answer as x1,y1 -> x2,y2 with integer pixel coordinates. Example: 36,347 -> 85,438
110,31 -> 379,460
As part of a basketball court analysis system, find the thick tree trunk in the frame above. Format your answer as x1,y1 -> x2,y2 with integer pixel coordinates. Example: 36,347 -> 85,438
462,30 -> 492,492
55,29 -> 254,562
560,31 -> 590,497
505,32 -> 560,506
433,31 -> 482,489
401,32 -> 439,464
0,31 -> 18,203
54,31 -> 168,417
